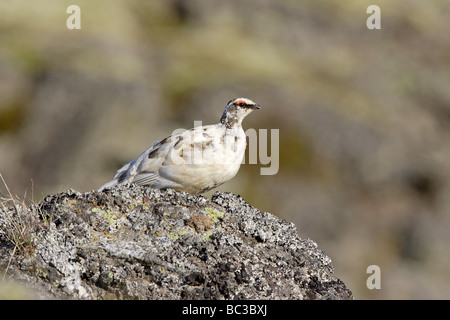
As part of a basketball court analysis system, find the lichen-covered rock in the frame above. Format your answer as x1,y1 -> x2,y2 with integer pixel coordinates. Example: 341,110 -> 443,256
0,185 -> 352,299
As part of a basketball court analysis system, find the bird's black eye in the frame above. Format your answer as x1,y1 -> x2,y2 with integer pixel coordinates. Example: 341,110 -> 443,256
238,103 -> 246,107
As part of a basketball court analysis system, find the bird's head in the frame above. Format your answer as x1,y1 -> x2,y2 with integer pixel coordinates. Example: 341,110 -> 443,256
220,97 -> 261,128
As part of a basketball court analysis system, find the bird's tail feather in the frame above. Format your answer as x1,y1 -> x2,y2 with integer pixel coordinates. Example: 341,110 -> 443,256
98,179 -> 119,191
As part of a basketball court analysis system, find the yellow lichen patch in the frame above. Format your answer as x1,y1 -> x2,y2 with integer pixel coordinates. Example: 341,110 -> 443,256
92,207 -> 118,226
201,230 -> 214,241
204,207 -> 225,223
168,228 -> 189,240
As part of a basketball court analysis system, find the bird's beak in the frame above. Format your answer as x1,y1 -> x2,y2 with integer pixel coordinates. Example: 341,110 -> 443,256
252,104 -> 261,110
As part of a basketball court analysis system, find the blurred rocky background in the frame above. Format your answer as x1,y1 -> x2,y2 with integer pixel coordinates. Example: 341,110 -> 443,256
0,0 -> 449,299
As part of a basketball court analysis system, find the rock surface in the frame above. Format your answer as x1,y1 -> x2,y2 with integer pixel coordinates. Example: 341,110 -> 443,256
0,185 -> 352,300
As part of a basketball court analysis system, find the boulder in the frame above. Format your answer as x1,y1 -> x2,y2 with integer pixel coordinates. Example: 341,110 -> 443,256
0,185 -> 352,299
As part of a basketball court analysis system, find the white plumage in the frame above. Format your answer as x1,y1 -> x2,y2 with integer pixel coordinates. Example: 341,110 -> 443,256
99,97 -> 261,194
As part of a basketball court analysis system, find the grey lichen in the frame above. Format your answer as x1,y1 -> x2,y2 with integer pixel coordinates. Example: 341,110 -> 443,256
0,185 -> 352,300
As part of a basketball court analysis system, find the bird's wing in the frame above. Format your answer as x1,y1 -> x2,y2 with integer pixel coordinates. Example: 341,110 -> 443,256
100,126 -> 221,191
99,133 -> 185,190
125,131 -> 192,185
128,135 -> 176,174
